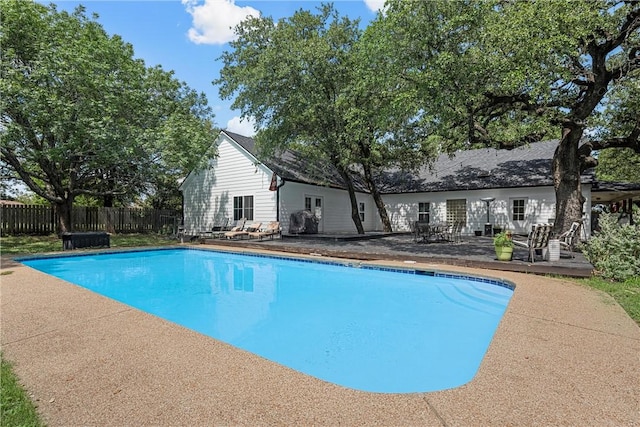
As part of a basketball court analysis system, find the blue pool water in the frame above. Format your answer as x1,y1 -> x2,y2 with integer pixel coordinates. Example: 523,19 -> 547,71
22,248 -> 513,393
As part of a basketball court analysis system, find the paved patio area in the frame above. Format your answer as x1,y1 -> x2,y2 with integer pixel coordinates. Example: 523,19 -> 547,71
1,241 -> 638,426
207,233 -> 594,277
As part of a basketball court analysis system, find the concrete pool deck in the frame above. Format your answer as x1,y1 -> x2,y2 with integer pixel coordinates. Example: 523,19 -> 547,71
1,244 -> 639,426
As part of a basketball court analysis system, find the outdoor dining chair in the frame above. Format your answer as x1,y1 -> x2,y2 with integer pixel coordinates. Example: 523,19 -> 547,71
513,223 -> 553,263
558,221 -> 581,258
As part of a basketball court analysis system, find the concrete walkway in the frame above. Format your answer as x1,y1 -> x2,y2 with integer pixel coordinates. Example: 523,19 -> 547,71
1,244 -> 638,426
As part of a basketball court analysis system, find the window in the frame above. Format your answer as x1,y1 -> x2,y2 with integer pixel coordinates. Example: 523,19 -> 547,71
446,199 -> 467,225
512,198 -> 526,221
233,195 -> 254,220
305,197 -> 311,211
359,202 -> 365,222
418,202 -> 430,222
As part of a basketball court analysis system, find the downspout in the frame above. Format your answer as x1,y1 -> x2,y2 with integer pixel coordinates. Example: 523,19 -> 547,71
276,177 -> 285,222
269,172 -> 285,222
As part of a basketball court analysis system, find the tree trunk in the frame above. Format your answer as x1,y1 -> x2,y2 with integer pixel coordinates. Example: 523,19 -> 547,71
552,126 -> 585,235
361,164 -> 393,232
105,207 -> 116,234
337,166 -> 365,234
55,197 -> 74,234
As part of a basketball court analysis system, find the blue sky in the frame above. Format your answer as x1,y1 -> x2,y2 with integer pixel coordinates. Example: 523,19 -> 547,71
49,0 -> 384,136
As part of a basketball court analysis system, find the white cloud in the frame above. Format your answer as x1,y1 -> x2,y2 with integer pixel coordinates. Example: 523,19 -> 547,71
226,116 -> 256,136
363,0 -> 386,12
182,0 -> 260,45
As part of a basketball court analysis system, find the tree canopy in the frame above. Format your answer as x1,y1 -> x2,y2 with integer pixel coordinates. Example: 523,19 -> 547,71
216,4 -> 440,232
216,0 -> 639,234
1,0 -> 216,231
368,0 -> 640,232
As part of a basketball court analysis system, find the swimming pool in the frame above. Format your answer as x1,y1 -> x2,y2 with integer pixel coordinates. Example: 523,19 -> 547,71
21,248 -> 514,393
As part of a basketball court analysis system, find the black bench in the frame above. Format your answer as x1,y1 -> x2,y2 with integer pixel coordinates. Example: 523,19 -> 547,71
61,232 -> 110,250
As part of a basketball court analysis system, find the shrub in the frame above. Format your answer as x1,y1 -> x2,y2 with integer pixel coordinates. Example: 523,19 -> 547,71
583,213 -> 640,281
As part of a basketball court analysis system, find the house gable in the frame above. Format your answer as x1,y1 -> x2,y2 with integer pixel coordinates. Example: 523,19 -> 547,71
180,132 -> 277,232
222,130 -> 368,192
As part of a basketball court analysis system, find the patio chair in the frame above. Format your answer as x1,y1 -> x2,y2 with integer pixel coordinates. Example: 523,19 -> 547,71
205,218 -> 230,239
193,223 -> 214,239
221,218 -> 245,237
443,221 -> 463,243
412,221 -> 430,243
247,221 -> 282,241
512,223 -> 553,263
558,221 -> 581,258
213,217 -> 229,231
225,220 -> 260,240
443,222 -> 455,243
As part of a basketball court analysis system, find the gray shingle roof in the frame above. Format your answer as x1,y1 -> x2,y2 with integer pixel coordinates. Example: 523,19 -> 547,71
376,140 -> 570,193
223,131 -> 584,194
223,130 -> 368,191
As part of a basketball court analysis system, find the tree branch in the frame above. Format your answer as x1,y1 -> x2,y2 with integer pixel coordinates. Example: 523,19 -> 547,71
578,120 -> 640,172
0,147 -> 63,203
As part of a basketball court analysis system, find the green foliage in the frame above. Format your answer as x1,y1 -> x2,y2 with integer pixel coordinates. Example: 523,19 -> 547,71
1,354 -> 44,427
370,0 -> 639,232
217,4 -> 363,161
583,213 -> 640,281
373,0 -> 639,150
493,231 -> 514,248
14,192 -> 49,206
216,4 -> 429,232
0,233 -> 175,255
596,148 -> 640,183
1,0 -> 216,229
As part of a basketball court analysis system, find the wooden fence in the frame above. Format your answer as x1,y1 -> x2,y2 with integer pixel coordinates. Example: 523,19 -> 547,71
0,205 -> 180,236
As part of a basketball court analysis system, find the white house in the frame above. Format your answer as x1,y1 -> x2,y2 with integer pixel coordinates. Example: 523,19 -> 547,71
180,130 -> 637,237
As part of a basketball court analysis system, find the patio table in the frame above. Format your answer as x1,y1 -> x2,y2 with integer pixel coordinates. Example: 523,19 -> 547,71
415,222 -> 449,243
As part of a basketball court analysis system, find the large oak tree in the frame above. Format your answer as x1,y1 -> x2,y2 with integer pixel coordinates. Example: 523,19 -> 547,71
369,0 -> 640,233
1,0 -> 216,232
216,5 -> 425,233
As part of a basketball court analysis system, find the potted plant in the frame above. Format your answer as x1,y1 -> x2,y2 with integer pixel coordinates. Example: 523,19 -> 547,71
474,228 -> 482,237
493,231 -> 513,261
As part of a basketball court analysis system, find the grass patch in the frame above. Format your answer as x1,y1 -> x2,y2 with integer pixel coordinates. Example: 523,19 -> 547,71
1,354 -> 44,427
0,233 -> 176,256
576,276 -> 640,326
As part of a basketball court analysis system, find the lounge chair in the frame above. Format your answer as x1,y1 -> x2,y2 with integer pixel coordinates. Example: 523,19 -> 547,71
247,221 -> 281,240
225,220 -> 260,240
221,218 -> 245,238
558,221 -> 581,258
513,223 -> 553,263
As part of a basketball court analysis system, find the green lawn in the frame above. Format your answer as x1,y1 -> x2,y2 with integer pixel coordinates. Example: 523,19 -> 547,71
0,233 -> 177,256
1,355 -> 44,427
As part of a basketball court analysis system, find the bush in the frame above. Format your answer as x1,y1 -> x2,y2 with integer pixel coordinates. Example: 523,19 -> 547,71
583,213 -> 640,281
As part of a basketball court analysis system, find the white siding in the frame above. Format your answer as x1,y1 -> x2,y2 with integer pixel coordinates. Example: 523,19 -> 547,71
182,132 -> 592,237
279,181 -> 376,233
180,134 -> 277,233
383,186 -> 574,235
